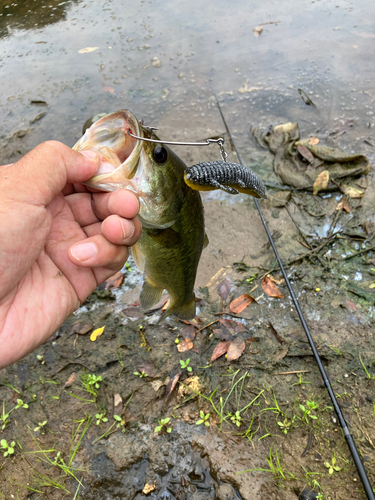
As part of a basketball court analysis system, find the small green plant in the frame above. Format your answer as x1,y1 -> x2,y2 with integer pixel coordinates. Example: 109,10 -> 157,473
34,420 -> 48,433
95,413 -> 108,426
359,355 -> 375,380
299,400 -> 319,424
1,439 -> 15,457
180,359 -> 192,372
196,411 -> 210,426
114,414 -> 126,432
246,273 -> 258,283
0,399 -> 29,430
277,416 -> 294,434
133,370 -> 148,378
155,417 -> 172,434
324,456 -> 341,475
291,373 -> 311,386
229,410 -> 242,427
125,262 -> 131,271
37,354 -> 45,364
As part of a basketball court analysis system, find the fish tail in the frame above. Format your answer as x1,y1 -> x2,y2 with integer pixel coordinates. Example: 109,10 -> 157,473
157,295 -> 196,324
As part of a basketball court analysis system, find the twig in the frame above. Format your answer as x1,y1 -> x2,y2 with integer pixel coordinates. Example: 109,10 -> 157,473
301,432 -> 313,457
341,244 -> 375,261
194,320 -> 219,334
52,362 -> 92,376
274,370 -> 311,375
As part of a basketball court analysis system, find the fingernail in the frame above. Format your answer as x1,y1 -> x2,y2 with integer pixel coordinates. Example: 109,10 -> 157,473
80,150 -> 100,165
71,242 -> 98,261
120,219 -> 135,241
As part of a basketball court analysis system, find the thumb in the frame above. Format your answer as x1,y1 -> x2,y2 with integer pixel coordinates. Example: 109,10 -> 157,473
2,140 -> 100,206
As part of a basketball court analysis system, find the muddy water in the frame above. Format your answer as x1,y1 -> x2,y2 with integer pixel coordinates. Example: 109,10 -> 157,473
1,1 -> 375,500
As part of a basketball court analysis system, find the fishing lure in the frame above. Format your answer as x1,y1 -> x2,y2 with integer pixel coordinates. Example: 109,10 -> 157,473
184,161 -> 267,199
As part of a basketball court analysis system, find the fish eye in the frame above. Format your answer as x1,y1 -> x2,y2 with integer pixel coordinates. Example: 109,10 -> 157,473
153,144 -> 168,164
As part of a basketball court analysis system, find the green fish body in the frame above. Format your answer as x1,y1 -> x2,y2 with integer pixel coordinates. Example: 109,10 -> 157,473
73,109 -> 205,321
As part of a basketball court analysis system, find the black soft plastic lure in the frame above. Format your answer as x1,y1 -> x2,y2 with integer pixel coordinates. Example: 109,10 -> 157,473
184,161 -> 267,199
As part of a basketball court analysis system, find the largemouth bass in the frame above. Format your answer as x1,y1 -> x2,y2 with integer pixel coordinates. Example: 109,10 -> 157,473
73,109 -> 206,321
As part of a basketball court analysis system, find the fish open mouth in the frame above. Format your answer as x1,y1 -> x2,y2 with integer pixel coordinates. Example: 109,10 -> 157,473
73,109 -> 143,190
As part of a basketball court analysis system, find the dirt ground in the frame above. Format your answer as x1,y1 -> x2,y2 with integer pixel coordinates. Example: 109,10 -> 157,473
1,117 -> 375,500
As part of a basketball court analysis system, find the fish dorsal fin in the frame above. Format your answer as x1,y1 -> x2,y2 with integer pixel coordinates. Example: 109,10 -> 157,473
140,278 -> 164,311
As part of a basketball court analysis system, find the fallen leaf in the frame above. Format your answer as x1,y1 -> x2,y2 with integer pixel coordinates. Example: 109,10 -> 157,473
261,276 -> 285,298
102,86 -> 115,94
274,347 -> 289,362
309,137 -> 320,145
211,341 -> 229,362
217,279 -> 231,301
336,199 -> 352,213
113,393 -> 123,416
142,483 -> 156,495
218,318 -> 247,334
177,339 -> 194,352
165,372 -> 181,400
30,112 -> 46,124
137,362 -> 156,378
104,272 -> 124,289
178,376 -> 201,397
181,324 -> 196,341
146,294 -> 169,312
78,46 -> 99,53
253,26 -> 263,37
369,283 -> 375,289
342,185 -> 364,198
90,326 -> 105,342
122,306 -> 144,319
212,326 -> 234,341
313,170 -> 329,195
269,322 -> 284,344
229,294 -> 255,313
63,373 -> 76,389
227,337 -> 246,362
297,145 -> 315,164
151,380 -> 164,392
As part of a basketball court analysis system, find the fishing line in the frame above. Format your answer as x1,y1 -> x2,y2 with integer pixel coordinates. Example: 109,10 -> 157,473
215,98 -> 375,500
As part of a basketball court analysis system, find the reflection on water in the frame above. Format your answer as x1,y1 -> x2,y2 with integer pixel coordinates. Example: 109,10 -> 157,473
0,0 -> 374,174
0,0 -> 78,38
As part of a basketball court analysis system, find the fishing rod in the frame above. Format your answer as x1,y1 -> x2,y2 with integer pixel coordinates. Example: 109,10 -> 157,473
215,98 -> 375,500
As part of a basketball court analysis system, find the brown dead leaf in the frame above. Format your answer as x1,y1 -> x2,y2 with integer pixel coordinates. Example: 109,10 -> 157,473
177,339 -> 194,352
212,326 -> 234,341
253,26 -> 263,37
217,279 -> 231,301
274,347 -> 289,362
102,86 -> 115,94
309,137 -> 320,145
181,324 -> 196,341
145,294 -> 169,313
342,184 -> 364,198
211,341 -> 229,362
261,276 -> 285,298
336,199 -> 352,213
113,393 -> 123,416
63,373 -> 76,389
165,372 -> 181,400
297,145 -> 315,164
137,362 -> 156,378
229,294 -> 255,313
122,306 -> 144,319
178,376 -> 202,398
269,321 -> 284,344
103,272 -> 124,290
227,337 -> 246,362
313,170 -> 329,195
218,319 -> 247,336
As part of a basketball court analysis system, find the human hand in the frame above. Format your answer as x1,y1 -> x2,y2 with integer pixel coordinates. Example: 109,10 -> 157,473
0,141 -> 142,368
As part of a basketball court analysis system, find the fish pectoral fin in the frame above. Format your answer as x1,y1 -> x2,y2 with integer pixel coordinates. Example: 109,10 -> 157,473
204,233 -> 209,249
140,278 -> 164,311
148,227 -> 181,248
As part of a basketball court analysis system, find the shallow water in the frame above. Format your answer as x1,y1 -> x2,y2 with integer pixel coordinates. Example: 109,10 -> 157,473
0,0 -> 374,174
